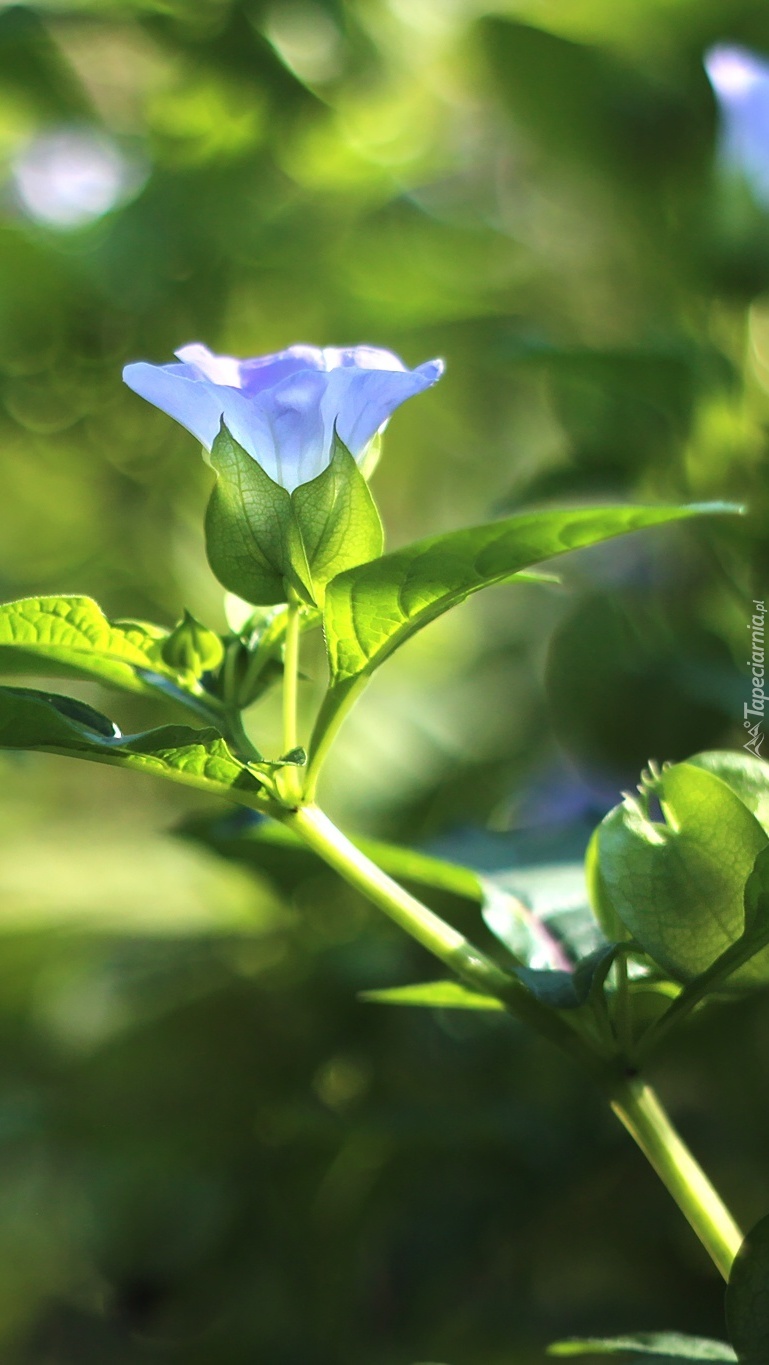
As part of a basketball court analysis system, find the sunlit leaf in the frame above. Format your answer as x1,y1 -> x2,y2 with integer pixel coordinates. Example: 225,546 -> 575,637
206,427 -> 384,608
206,423 -> 298,606
592,761 -> 769,984
640,845 -> 769,1056
686,751 -> 769,835
291,437 -> 383,603
549,1332 -> 736,1360
313,503 -> 738,767
360,980 -> 505,1010
0,595 -> 211,710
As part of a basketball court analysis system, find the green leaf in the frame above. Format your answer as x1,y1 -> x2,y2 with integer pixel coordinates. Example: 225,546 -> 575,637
592,761 -> 769,983
481,864 -> 625,1008
483,862 -> 606,969
726,1213 -> 769,1364
0,595 -> 212,710
686,751 -> 769,836
205,422 -> 301,606
291,437 -> 383,604
586,824 -> 631,944
549,1333 -> 736,1360
313,503 -> 738,766
360,981 -> 505,1011
637,845 -> 769,1058
0,685 -> 267,806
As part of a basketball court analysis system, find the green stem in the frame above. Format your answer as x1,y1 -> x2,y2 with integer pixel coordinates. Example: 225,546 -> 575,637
275,803 -> 745,1280
283,803 -> 600,1069
610,1076 -> 743,1280
282,598 -> 301,757
304,678 -> 363,801
636,927 -> 769,1065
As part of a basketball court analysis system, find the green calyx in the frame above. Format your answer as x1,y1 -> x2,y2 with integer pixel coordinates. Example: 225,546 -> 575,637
204,424 -> 383,609
588,750 -> 769,986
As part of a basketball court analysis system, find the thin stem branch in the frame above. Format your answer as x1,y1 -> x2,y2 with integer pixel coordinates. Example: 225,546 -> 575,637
282,598 -> 301,757
610,1076 -> 743,1280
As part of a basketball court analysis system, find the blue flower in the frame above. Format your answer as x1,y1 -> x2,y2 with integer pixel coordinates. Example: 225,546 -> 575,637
123,342 -> 444,492
705,44 -> 769,204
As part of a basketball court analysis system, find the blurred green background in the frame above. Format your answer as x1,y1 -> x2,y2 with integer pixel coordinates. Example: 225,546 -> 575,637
0,0 -> 768,1360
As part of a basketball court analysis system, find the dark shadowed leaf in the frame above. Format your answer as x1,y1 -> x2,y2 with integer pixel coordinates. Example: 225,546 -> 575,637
0,685 -> 267,806
727,1213 -> 769,1364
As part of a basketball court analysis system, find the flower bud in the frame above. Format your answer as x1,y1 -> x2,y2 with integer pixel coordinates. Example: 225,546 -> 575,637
161,611 -> 224,677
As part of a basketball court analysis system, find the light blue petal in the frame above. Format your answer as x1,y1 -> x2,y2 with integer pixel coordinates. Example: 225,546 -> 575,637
211,387 -> 279,481
177,342 -> 329,398
257,370 -> 330,490
125,347 -> 445,490
321,345 -> 407,372
124,361 -> 279,478
321,358 -> 444,457
122,362 -> 225,450
238,345 -> 327,396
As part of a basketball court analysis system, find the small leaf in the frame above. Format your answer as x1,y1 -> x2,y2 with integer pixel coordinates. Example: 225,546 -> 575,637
314,503 -> 738,764
592,762 -> 769,983
549,1332 -> 736,1360
727,1214 -> 769,1365
205,423 -> 300,606
276,746 -> 306,766
514,943 -> 623,1010
0,594 -> 209,709
360,981 -> 505,1011
0,685 -> 267,805
291,437 -> 383,604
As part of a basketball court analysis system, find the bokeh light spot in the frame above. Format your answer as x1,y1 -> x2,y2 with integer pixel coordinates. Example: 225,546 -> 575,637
11,127 -> 146,230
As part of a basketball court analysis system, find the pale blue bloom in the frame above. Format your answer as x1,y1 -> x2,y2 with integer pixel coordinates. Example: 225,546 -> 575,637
705,44 -> 769,204
123,342 -> 444,492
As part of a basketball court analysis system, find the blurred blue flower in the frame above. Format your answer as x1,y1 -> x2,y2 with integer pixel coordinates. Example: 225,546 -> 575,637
705,44 -> 769,203
123,342 -> 444,491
